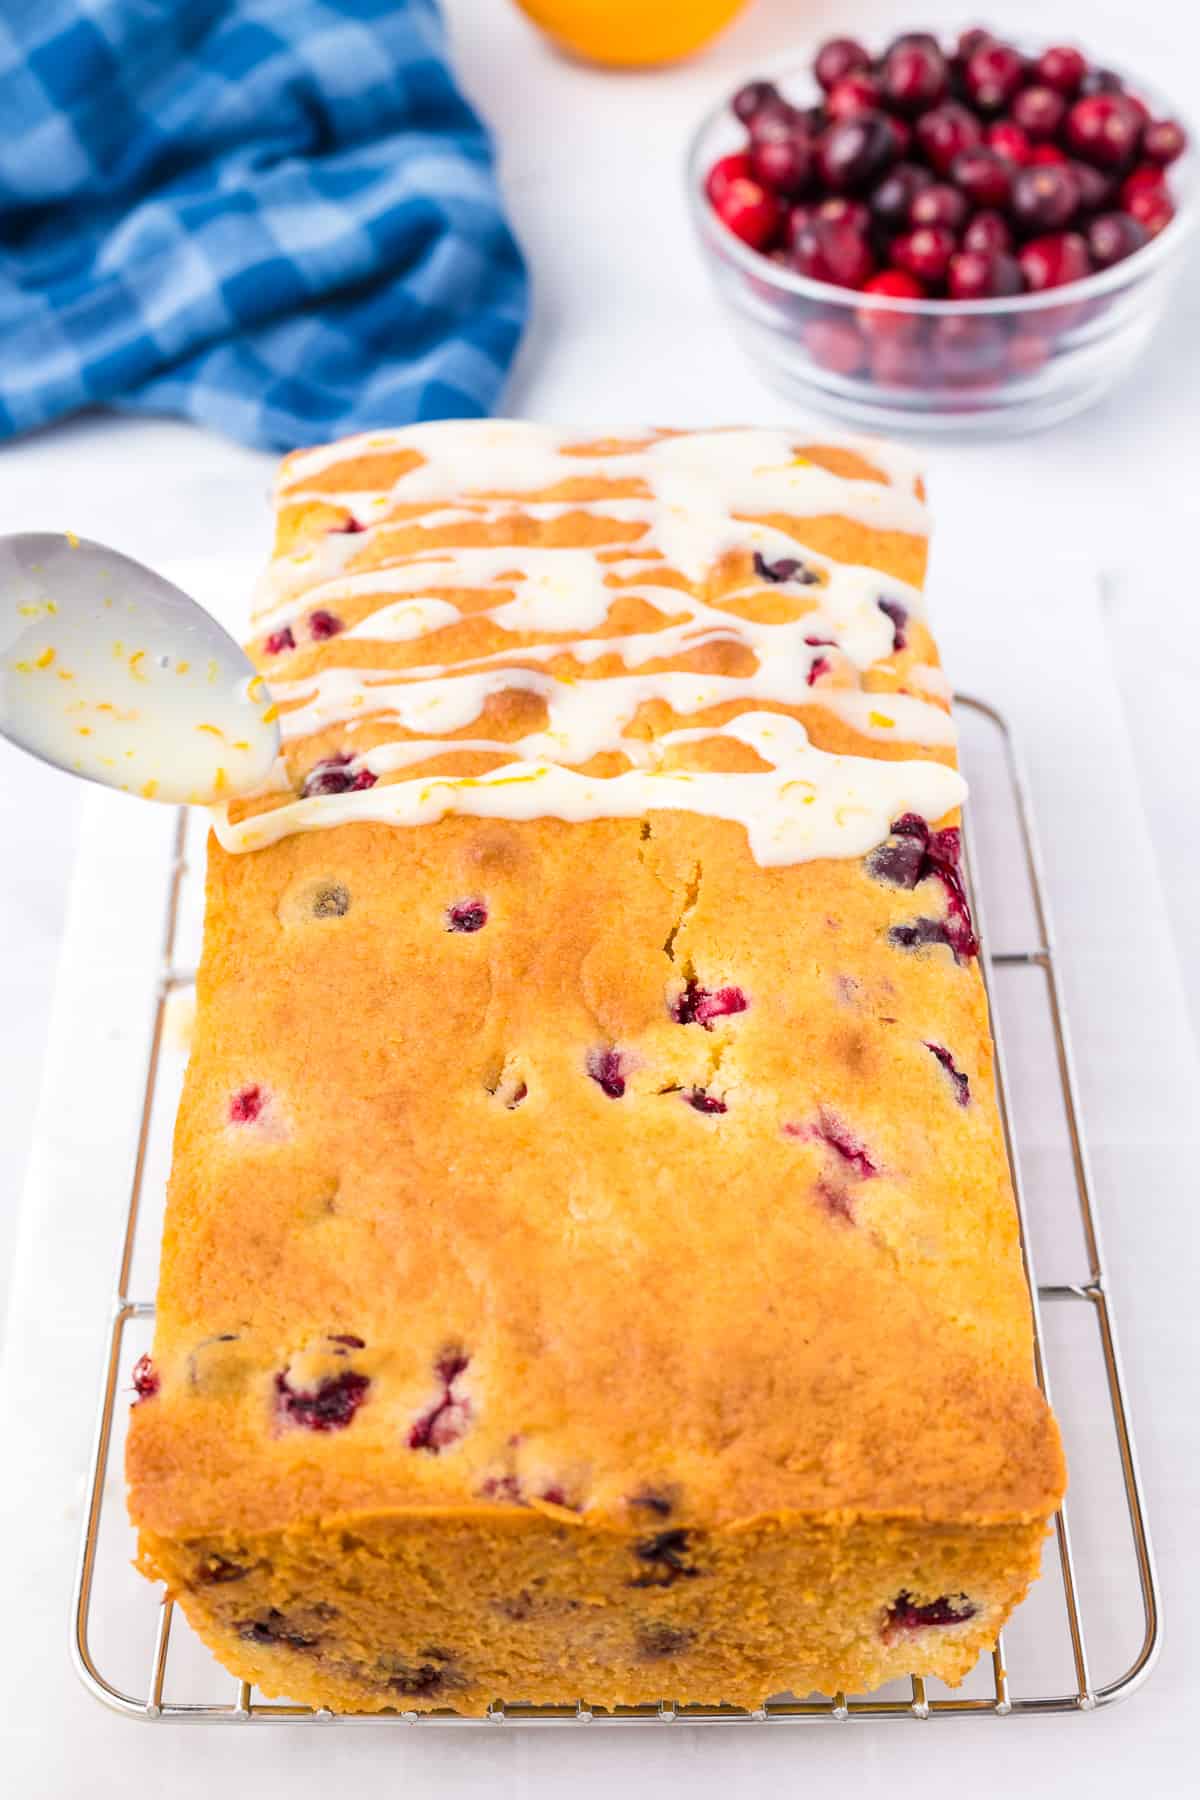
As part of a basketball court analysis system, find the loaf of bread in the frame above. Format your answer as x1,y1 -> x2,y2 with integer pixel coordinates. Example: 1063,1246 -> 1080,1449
126,423 -> 1065,1714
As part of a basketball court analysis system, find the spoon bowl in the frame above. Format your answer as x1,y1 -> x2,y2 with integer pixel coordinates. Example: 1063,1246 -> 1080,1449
0,533 -> 279,804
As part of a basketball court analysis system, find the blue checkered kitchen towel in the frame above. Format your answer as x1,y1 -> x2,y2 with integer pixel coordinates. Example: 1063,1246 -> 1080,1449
0,0 -> 527,451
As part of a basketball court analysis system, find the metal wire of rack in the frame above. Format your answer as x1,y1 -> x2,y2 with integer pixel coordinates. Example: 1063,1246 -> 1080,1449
70,695 -> 1160,1725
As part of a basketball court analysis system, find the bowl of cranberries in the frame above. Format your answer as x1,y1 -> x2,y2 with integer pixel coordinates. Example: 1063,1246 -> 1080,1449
688,27 -> 1194,432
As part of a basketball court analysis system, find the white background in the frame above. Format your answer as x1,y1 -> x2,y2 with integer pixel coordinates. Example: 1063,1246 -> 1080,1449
1,0 -> 1198,1794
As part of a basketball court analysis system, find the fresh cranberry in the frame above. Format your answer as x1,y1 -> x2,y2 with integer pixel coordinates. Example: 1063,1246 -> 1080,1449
791,217 -> 874,287
817,115 -> 897,192
705,152 -> 753,207
1012,163 -> 1081,232
685,1088 -> 727,1114
447,900 -> 487,932
925,1042 -> 971,1105
714,177 -> 780,249
804,317 -> 867,374
753,551 -> 819,584
277,1367 -> 369,1431
1120,163 -> 1168,205
884,114 -> 913,160
1142,119 -> 1187,166
750,98 -> 804,144
884,29 -> 941,56
857,270 -> 926,340
882,41 -> 948,114
869,336 -> 927,388
869,162 -> 933,229
309,609 -> 342,641
962,210 -> 1013,255
946,248 -> 1022,299
1078,68 -> 1125,97
1124,184 -> 1175,235
985,120 -> 1031,165
131,1354 -> 159,1401
892,225 -> 957,285
818,196 -> 870,231
965,42 -> 1026,112
877,596 -> 909,649
916,102 -> 982,175
1036,45 -> 1087,96
1069,159 -> 1115,212
1065,94 -> 1143,169
587,1047 -> 626,1098
933,315 -> 1007,384
301,754 -> 378,798
229,1085 -> 264,1123
1011,85 -> 1067,141
886,1592 -> 976,1635
814,37 -> 870,92
910,182 -> 967,232
409,1352 -> 471,1453
1018,230 -> 1092,290
750,132 -> 814,197
1009,332 -> 1052,376
949,148 -> 1012,210
826,73 -> 882,119
731,79 -> 779,125
631,1529 -> 700,1588
264,626 -> 295,655
672,980 -> 748,1027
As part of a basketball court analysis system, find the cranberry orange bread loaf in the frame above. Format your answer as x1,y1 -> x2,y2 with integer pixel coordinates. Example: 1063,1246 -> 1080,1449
126,424 -> 1065,1714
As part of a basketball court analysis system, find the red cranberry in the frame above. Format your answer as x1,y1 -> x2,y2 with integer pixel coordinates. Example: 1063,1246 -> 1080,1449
950,147 -> 1012,208
984,120 -> 1030,166
814,37 -> 870,92
892,224 -> 956,285
1065,95 -> 1144,169
858,270 -> 926,340
1027,143 -> 1068,167
925,1042 -> 971,1104
264,626 -> 295,655
330,515 -> 365,535
910,182 -> 967,231
817,114 -> 897,192
916,102 -> 982,175
869,162 -> 933,229
946,248 -> 1022,299
132,1354 -> 159,1401
882,41 -> 948,114
956,27 -> 995,60
887,1592 -> 976,1635
826,73 -> 882,119
587,1047 -> 626,1097
732,79 -> 779,125
705,152 -> 752,207
1011,85 -> 1067,141
230,1084 -> 264,1123
1012,164 -> 1081,232
714,177 -> 780,249
807,654 -> 833,685
965,42 -> 1026,112
750,133 -> 814,197
1009,332 -> 1052,376
685,1088 -> 727,1114
1087,211 -> 1151,268
877,597 -> 909,650
447,900 -> 487,932
884,114 -> 913,160
962,210 -> 1012,254
1142,119 -> 1187,166
870,336 -> 927,388
1124,184 -> 1175,235
811,1108 -> 879,1180
1069,159 -> 1115,212
1120,163 -> 1167,204
884,30 -> 941,56
672,980 -> 748,1026
1036,45 -> 1087,96
750,98 -> 804,144
804,317 -> 866,374
302,754 -> 377,798
932,313 -> 1007,382
1018,231 -> 1092,291
409,1351 -> 471,1453
277,1367 -> 369,1432
791,217 -> 874,287
818,196 -> 870,232
309,609 -> 342,641
1078,68 -> 1125,97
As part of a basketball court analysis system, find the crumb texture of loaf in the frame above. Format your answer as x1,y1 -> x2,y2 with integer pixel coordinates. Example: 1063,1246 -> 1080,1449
127,423 -> 1064,1714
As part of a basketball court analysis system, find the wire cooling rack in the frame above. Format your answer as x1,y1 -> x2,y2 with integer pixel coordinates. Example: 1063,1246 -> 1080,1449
71,696 -> 1160,1724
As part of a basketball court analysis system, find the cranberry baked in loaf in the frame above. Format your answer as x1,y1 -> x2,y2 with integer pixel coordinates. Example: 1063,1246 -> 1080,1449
126,423 -> 1065,1714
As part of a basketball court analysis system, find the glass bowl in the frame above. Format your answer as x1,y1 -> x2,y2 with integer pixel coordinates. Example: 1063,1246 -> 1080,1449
686,50 -> 1197,435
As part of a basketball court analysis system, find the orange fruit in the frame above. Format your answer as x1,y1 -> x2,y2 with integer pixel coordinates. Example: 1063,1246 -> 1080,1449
512,0 -> 749,68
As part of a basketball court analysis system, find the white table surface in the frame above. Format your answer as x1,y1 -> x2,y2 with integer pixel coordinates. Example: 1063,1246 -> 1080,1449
1,0 -> 1198,1792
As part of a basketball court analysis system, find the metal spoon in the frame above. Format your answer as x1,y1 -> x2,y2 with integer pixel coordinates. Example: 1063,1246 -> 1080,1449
0,533 -> 279,804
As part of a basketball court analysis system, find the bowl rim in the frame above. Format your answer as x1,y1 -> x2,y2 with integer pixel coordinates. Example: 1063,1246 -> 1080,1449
686,40 -> 1199,318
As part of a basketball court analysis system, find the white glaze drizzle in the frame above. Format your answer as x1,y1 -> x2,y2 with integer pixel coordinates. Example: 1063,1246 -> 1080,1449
218,423 -> 961,863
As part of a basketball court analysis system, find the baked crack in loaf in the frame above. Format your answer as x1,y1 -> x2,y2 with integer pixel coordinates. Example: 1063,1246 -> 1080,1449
126,423 -> 1065,1714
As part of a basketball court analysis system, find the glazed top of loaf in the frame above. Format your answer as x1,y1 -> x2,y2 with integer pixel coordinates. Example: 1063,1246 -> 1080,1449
127,424 -> 1064,1540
